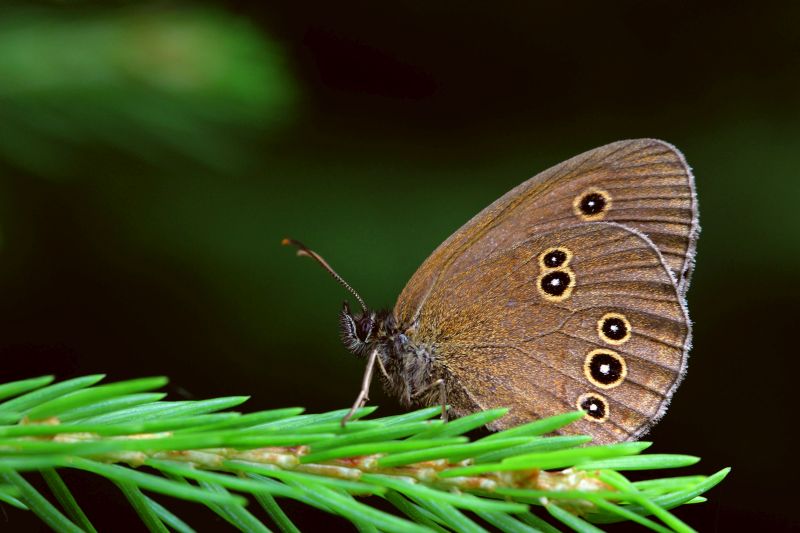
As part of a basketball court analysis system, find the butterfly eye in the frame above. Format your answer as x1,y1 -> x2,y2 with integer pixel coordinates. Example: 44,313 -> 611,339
356,316 -> 375,342
597,313 -> 632,345
537,269 -> 575,301
577,393 -> 609,422
539,247 -> 572,269
573,188 -> 612,220
583,349 -> 627,389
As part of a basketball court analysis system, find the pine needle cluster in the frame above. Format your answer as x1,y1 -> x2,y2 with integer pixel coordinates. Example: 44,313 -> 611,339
0,375 -> 728,532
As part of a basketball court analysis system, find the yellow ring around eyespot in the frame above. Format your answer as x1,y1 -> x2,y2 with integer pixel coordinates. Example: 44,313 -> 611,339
572,187 -> 612,221
535,267 -> 576,302
576,392 -> 610,423
583,348 -> 628,390
597,312 -> 632,346
538,246 -> 574,271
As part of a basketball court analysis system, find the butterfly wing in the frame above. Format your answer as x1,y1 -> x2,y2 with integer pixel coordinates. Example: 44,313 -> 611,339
395,139 -> 698,328
410,223 -> 690,443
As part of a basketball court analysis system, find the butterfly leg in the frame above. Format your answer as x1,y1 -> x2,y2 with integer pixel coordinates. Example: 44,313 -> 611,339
375,351 -> 391,381
437,379 -> 448,422
341,347 -> 379,427
412,378 -> 448,421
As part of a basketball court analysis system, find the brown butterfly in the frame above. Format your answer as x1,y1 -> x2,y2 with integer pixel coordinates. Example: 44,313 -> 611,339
285,139 -> 698,443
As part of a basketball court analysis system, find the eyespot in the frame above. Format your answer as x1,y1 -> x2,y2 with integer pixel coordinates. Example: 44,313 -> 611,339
583,349 -> 627,389
597,313 -> 631,345
538,247 -> 573,270
537,269 -> 575,301
577,393 -> 609,422
573,188 -> 612,221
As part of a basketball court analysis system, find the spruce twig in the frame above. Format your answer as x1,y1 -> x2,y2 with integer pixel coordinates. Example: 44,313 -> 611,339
0,375 -> 729,532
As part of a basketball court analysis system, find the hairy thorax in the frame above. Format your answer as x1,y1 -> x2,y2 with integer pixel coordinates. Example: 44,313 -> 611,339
379,324 -> 439,406
339,304 -> 453,411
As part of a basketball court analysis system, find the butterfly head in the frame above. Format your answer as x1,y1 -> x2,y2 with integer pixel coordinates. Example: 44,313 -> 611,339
339,301 -> 378,356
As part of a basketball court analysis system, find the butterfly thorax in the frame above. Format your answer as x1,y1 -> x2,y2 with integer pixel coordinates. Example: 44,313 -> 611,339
339,302 -> 438,406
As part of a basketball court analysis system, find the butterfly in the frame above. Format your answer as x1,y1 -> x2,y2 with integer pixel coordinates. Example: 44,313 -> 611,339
285,139 -> 698,443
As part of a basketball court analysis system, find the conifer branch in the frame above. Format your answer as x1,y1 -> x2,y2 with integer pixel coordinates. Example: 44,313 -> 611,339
0,375 -> 729,532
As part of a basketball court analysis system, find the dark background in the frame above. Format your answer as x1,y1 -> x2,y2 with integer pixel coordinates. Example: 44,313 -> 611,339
1,2 -> 799,531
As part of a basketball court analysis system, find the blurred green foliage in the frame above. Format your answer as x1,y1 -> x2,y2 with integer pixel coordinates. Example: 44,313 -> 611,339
0,4 -> 296,176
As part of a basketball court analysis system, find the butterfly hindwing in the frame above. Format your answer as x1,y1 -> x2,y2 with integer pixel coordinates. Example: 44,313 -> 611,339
410,222 -> 690,443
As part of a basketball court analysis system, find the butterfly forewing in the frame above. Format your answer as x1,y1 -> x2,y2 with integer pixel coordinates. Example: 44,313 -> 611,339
395,139 -> 698,330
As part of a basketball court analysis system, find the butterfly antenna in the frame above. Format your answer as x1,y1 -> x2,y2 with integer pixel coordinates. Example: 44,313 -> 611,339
282,238 -> 369,313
